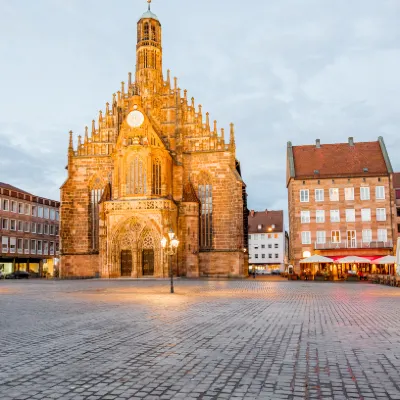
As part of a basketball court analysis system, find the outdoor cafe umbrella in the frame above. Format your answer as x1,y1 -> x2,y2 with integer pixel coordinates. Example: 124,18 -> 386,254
374,255 -> 396,265
335,256 -> 371,264
300,255 -> 334,263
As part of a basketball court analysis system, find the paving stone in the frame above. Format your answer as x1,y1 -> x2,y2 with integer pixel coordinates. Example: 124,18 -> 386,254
1,280 -> 400,399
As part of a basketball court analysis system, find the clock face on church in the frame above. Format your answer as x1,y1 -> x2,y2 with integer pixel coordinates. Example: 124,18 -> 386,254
127,110 -> 144,128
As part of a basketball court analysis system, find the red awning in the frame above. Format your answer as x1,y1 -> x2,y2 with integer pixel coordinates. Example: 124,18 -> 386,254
329,256 -> 383,262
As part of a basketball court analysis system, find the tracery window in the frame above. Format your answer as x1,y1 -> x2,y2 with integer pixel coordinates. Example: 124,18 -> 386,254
151,25 -> 156,41
144,22 -> 149,40
152,158 -> 162,196
198,184 -> 213,249
144,50 -> 148,68
90,178 -> 104,251
127,157 -> 147,195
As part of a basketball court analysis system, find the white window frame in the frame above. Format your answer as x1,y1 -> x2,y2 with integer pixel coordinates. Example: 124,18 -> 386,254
31,222 -> 37,233
331,230 -> 341,243
31,239 -> 36,254
375,186 -> 385,200
316,210 -> 325,223
315,189 -> 324,202
32,206 -> 37,217
18,203 -> 24,214
300,189 -> 309,203
316,231 -> 326,244
44,207 -> 50,219
345,209 -> 356,222
329,188 -> 339,201
11,201 -> 17,213
378,229 -> 387,242
2,218 -> 9,230
360,186 -> 370,200
362,229 -> 372,244
301,231 -> 311,244
10,237 -> 16,253
330,210 -> 340,223
301,211 -> 311,224
361,208 -> 371,222
2,199 -> 9,211
17,238 -> 23,254
38,206 -> 44,218
345,187 -> 355,201
376,208 -> 386,222
10,219 -> 16,231
2,236 -> 8,253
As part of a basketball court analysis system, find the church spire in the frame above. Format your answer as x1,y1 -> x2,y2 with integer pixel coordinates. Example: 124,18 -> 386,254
136,0 -> 163,90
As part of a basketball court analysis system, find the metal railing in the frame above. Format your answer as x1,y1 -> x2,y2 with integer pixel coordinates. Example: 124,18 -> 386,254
314,240 -> 393,250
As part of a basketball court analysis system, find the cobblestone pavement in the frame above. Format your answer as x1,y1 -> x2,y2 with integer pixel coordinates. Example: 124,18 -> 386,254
1,280 -> 400,400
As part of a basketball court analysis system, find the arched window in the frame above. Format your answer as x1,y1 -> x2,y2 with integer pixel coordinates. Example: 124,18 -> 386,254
137,24 -> 141,42
144,22 -> 149,40
198,182 -> 213,249
152,158 -> 161,196
127,157 -> 147,195
144,50 -> 148,68
151,25 -> 156,41
90,178 -> 104,251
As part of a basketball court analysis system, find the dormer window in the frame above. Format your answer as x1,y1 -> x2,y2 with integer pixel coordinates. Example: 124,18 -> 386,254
257,224 -> 262,230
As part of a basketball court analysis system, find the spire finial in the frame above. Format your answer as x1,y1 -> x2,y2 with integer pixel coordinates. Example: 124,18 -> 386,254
147,0 -> 151,11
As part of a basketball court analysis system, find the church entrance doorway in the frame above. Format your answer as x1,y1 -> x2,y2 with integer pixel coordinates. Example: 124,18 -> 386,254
142,249 -> 154,276
121,250 -> 132,277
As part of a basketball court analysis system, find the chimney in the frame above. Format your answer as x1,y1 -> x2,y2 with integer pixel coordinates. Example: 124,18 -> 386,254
250,210 -> 255,217
348,137 -> 354,146
316,139 -> 321,148
265,209 -> 268,215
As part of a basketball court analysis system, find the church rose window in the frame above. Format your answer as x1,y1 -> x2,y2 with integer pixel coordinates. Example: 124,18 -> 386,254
127,157 -> 147,195
198,184 -> 213,249
152,158 -> 161,196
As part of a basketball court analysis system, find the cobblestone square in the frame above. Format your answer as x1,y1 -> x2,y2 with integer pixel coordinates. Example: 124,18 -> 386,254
1,279 -> 400,399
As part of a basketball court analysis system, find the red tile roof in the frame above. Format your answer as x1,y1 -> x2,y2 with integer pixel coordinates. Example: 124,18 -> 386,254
393,173 -> 400,188
248,210 -> 284,233
292,141 -> 389,179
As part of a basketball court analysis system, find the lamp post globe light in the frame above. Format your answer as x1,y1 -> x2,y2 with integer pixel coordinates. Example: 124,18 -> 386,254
160,228 -> 179,293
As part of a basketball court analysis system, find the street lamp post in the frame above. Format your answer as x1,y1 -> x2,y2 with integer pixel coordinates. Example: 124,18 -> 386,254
160,228 -> 179,294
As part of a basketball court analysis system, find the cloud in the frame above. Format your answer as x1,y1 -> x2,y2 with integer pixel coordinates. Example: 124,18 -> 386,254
0,0 -> 399,218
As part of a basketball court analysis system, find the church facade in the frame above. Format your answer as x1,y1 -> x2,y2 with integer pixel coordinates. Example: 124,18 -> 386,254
60,4 -> 248,278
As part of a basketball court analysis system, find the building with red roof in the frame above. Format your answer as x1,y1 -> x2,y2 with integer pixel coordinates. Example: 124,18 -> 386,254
287,137 -> 395,278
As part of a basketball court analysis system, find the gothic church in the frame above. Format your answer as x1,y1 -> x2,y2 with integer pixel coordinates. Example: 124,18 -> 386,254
60,2 -> 248,278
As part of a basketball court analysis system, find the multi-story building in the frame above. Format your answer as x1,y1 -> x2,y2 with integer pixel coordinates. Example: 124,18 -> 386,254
392,173 -> 400,245
60,3 -> 248,278
0,182 -> 60,276
287,137 -> 394,276
248,210 -> 288,272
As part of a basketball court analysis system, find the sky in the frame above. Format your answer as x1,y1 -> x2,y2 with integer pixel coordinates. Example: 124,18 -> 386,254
1,0 -> 400,216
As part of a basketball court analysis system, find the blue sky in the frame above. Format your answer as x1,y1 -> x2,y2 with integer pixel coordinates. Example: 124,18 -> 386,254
1,0 -> 399,215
